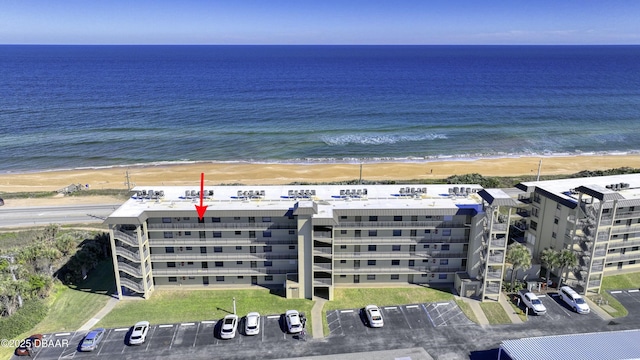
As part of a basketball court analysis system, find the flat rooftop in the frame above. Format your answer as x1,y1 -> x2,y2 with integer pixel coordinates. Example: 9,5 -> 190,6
105,184 -> 485,220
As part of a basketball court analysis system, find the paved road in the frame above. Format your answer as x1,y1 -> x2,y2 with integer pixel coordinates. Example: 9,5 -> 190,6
0,204 -> 120,228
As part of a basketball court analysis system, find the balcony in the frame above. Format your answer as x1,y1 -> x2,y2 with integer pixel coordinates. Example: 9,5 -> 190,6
148,237 -> 297,246
611,225 -> 640,235
313,278 -> 332,286
333,237 -> 468,245
152,267 -> 297,276
113,230 -> 141,247
150,253 -> 297,261
333,266 -> 429,275
606,252 -> 640,262
118,262 -> 142,277
116,247 -> 142,262
607,238 -> 640,249
486,271 -> 502,279
147,222 -> 296,231
313,262 -> 332,271
490,223 -> 508,232
587,279 -> 602,288
313,248 -> 332,256
429,266 -> 465,273
488,255 -> 505,264
335,221 -> 469,229
489,239 -> 506,248
120,277 -> 144,293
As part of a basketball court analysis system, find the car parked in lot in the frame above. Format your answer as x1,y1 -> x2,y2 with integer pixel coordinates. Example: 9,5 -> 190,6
79,328 -> 106,352
129,321 -> 150,345
364,305 -> 384,327
244,312 -> 261,336
14,334 -> 43,356
559,286 -> 590,314
285,310 -> 303,334
519,290 -> 547,315
220,314 -> 238,339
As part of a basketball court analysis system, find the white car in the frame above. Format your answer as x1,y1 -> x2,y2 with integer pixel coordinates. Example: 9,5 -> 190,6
244,312 -> 261,336
559,286 -> 590,314
220,314 -> 238,339
364,305 -> 384,327
129,321 -> 150,345
285,310 -> 303,334
519,290 -> 547,315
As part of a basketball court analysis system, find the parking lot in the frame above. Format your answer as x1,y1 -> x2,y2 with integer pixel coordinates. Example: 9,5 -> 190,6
14,314 -> 303,360
511,292 -> 603,323
609,289 -> 640,315
326,300 -> 474,337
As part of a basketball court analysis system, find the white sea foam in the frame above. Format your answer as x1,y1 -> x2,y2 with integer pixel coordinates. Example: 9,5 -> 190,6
321,133 -> 448,146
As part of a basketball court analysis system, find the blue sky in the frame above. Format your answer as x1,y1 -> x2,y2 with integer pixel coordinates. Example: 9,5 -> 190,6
1,0 -> 639,45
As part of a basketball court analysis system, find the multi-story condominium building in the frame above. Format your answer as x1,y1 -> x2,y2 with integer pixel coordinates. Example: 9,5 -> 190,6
104,184 -> 516,301
514,174 -> 640,294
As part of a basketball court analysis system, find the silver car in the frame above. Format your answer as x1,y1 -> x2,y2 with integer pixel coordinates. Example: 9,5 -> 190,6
244,312 -> 261,336
220,314 -> 238,339
365,305 -> 384,328
285,310 -> 303,334
129,321 -> 150,345
79,328 -> 105,352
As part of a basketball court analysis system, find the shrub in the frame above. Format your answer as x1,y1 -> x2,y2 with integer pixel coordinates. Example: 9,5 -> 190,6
0,299 -> 47,339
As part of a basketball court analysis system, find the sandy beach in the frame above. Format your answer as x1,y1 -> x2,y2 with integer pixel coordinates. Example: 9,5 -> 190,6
1,155 -> 639,196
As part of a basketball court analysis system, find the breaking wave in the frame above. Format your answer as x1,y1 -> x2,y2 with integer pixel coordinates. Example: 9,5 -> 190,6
321,133 -> 448,146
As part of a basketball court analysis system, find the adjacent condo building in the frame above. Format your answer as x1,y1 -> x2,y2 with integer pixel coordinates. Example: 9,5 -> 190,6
104,174 -> 640,300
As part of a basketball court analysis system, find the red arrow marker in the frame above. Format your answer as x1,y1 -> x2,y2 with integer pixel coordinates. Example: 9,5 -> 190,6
195,172 -> 208,220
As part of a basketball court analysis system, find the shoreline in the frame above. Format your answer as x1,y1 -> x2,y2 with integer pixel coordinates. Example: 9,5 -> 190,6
1,154 -> 640,194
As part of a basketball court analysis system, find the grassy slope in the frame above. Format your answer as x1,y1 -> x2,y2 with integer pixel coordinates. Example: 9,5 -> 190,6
479,302 -> 510,325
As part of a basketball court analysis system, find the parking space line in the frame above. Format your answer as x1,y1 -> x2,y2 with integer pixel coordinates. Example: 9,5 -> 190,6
145,326 -> 156,352
547,294 -> 573,317
436,302 -> 450,306
406,305 -> 419,309
159,324 -> 173,328
201,320 -> 216,324
340,310 -> 354,313
399,306 -> 413,330
611,291 -> 622,294
168,324 -> 179,349
181,322 -> 195,326
267,315 -> 279,319
114,328 -> 129,332
538,294 -> 547,298
422,303 -> 436,327
261,317 -> 265,342
96,329 -> 111,355
55,332 -> 71,336
628,289 -> 639,293
384,306 -> 397,310
192,322 -> 201,347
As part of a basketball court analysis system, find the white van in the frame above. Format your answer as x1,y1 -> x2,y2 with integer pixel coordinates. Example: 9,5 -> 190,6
559,286 -> 590,314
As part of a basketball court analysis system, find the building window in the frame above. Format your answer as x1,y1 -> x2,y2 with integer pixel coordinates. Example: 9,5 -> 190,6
355,216 -> 362,222
425,229 -> 431,234
185,231 -> 191,236
167,262 -> 176,267
369,230 -> 377,237
442,229 -> 451,236
340,230 -> 347,235
340,216 -> 347,220
265,276 -> 273,281
234,217 -> 241,220
367,275 -> 376,280
166,247 -> 175,253
554,218 -> 559,224
237,276 -> 244,279
289,230 -> 295,235
368,260 -> 376,266
557,203 -> 562,210
168,277 -> 177,282
249,231 -> 256,238
368,245 -> 377,251
439,274 -> 447,280
213,232 -> 222,238
236,246 -> 242,250
391,274 -> 399,280
235,231 -> 241,235
411,216 -> 418,221
409,260 -> 415,266
552,232 -> 557,239
530,221 -> 538,231
340,245 -> 347,249
214,247 -> 222,253
340,260 -> 347,264
263,231 -> 272,238
215,262 -> 223,267
237,261 -> 243,265
265,261 -> 273,267
162,217 -> 171,223
264,246 -> 272,252
441,244 -> 450,251
186,247 -> 193,251
392,260 -> 400,266
216,276 -> 224,282
393,229 -> 402,236
262,217 -> 271,222
200,247 -> 207,253
440,259 -> 448,265
394,216 -> 402,221
633,246 -> 639,251
163,232 -> 173,238
532,207 -> 539,217
187,261 -> 194,265
423,244 -> 430,249
212,217 -> 221,222
410,229 -> 417,237
340,275 -> 347,278
289,245 -> 296,250
369,216 -> 378,221
392,245 -> 401,251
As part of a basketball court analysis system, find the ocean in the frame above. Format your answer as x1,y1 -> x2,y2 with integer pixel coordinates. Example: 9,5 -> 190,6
1,45 -> 639,173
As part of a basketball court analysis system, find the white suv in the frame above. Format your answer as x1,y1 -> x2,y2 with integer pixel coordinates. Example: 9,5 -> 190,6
519,290 -> 547,315
559,286 -> 590,314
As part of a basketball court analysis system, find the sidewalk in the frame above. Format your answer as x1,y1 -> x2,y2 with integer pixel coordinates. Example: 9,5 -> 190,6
310,296 -> 327,339
78,297 -> 119,331
498,293 -> 523,324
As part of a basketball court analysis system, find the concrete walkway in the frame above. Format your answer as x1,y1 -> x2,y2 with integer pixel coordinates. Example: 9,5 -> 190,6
310,296 -> 327,339
498,293 -> 523,324
458,297 -> 489,325
78,297 -> 119,331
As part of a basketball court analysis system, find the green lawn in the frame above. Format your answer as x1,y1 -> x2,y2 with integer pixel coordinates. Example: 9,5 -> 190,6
479,302 -> 511,325
602,273 -> 640,290
322,286 -> 454,335
97,289 -> 314,334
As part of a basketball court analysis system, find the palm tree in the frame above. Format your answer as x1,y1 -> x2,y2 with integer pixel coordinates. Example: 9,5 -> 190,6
539,248 -> 560,285
506,243 -> 532,287
557,249 -> 578,288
